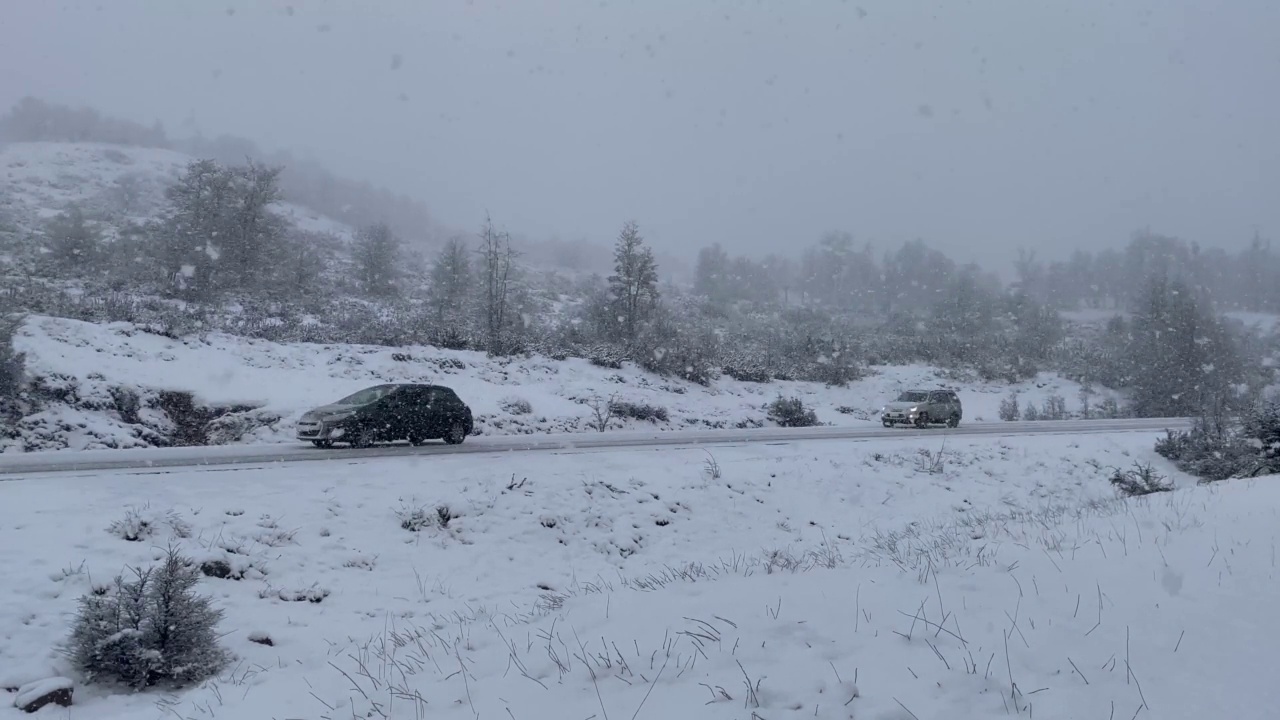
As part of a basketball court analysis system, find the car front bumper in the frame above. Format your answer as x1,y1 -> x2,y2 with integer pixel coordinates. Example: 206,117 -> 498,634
295,420 -> 348,442
882,411 -> 918,424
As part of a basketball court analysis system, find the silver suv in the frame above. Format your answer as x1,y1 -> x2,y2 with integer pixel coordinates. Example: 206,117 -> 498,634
881,389 -> 962,428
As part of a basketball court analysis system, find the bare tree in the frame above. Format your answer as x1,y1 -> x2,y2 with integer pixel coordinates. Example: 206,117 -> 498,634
354,222 -> 401,297
476,214 -> 517,355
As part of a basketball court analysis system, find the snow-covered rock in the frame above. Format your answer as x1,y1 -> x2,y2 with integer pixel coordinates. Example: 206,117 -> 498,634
13,677 -> 73,713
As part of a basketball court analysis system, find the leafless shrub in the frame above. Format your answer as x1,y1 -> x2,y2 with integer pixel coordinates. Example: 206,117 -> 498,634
254,527 -> 298,547
703,450 -> 722,480
396,500 -> 457,531
584,393 -> 617,432
396,502 -> 432,532
914,447 -> 946,474
107,505 -> 191,542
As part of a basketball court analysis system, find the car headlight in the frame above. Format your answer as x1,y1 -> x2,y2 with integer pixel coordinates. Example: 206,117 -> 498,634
322,410 -> 355,422
909,407 -> 918,413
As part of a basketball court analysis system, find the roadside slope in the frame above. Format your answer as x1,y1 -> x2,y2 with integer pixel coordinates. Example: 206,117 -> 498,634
7,314 -> 1117,453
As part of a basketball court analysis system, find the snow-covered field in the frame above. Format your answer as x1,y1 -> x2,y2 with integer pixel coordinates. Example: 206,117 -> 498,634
2,432 -> 1276,718
7,314 -> 1115,453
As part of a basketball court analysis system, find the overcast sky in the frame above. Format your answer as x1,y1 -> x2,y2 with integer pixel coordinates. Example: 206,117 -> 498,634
3,0 -> 1278,271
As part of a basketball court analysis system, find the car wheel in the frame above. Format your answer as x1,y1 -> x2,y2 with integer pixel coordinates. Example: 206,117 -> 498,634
882,421 -> 894,428
351,428 -> 376,448
946,414 -> 960,428
443,422 -> 466,445
914,413 -> 930,429
311,440 -> 333,449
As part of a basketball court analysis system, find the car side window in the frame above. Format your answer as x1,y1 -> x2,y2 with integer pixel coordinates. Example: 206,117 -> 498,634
928,392 -> 942,403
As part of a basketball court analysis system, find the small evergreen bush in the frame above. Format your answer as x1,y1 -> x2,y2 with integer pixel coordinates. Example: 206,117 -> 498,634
1109,462 -> 1173,497
67,548 -> 228,689
998,393 -> 1019,422
767,395 -> 819,428
608,400 -> 669,423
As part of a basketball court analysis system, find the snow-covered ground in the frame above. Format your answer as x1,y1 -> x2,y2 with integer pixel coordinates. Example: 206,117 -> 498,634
1,432 -> 1275,718
7,314 -> 1117,453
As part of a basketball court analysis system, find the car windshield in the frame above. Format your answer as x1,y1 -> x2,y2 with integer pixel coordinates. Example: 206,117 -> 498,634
334,385 -> 395,406
896,391 -> 929,403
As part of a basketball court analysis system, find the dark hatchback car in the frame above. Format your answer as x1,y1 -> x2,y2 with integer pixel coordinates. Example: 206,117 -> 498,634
295,383 -> 474,448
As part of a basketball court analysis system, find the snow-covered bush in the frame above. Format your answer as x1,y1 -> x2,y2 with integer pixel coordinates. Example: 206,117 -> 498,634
1041,394 -> 1068,420
1157,403 -> 1280,482
998,392 -> 1019,422
767,395 -> 819,428
1243,401 -> 1280,473
1108,462 -> 1172,497
107,506 -> 191,543
608,400 -> 669,423
0,311 -> 26,412
67,548 -> 228,689
499,395 -> 533,416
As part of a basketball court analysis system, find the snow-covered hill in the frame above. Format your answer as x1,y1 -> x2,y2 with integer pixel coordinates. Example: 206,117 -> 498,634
0,141 -> 355,246
4,314 -> 1112,453
0,140 -> 1128,455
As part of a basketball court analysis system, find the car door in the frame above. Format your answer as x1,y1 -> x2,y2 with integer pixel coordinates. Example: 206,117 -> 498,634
397,387 -> 433,440
926,391 -> 945,417
436,388 -> 465,427
377,389 -> 414,440
947,391 -> 962,419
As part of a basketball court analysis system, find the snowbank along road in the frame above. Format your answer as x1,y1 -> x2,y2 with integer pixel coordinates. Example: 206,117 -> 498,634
0,417 -> 1191,477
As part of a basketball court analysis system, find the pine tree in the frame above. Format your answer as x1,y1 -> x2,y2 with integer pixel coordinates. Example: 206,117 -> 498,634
221,161 -> 286,290
68,548 -> 227,689
694,243 -> 730,303
0,308 -> 25,417
607,220 -> 659,345
427,237 -> 472,344
1128,277 -> 1239,417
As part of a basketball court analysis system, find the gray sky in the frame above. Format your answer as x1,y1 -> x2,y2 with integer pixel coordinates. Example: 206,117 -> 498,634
3,0 -> 1278,272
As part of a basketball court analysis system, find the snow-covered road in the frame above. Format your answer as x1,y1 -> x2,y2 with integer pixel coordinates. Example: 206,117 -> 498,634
0,417 -> 1191,477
